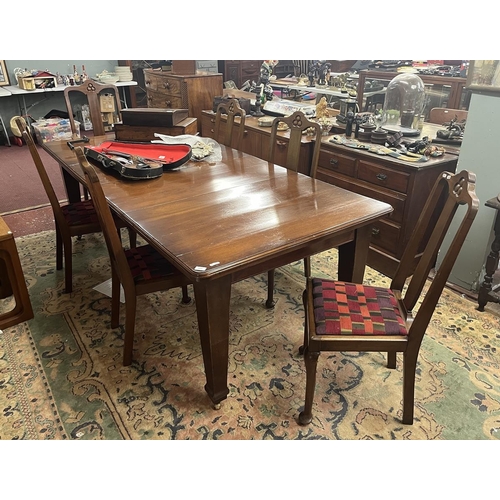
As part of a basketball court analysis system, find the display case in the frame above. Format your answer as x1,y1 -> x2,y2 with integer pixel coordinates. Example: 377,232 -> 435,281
356,70 -> 470,120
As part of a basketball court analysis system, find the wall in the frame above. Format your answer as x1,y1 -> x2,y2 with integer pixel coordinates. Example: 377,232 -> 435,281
1,60 -> 118,140
436,91 -> 500,291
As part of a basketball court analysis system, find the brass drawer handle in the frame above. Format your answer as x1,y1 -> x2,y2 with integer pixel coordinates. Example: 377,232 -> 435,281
165,100 -> 172,107
145,79 -> 151,86
276,140 -> 287,148
329,158 -> 339,167
371,227 -> 380,236
163,82 -> 171,90
376,173 -> 388,182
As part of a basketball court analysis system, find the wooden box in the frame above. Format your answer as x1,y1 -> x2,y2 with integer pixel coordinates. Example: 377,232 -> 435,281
122,108 -> 189,127
114,117 -> 198,142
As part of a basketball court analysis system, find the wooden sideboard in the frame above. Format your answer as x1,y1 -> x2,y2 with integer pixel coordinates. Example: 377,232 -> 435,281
316,137 -> 458,277
202,110 -> 459,277
201,110 -> 314,176
143,69 -> 223,132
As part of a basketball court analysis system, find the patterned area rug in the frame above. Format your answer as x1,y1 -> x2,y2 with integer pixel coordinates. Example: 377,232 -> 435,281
1,230 -> 500,440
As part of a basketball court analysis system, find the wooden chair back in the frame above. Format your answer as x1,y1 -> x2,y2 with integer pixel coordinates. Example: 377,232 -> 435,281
73,148 -> 133,290
64,81 -> 122,137
268,110 -> 321,178
428,107 -> 468,125
16,118 -> 68,233
393,170 -> 479,342
214,98 -> 246,149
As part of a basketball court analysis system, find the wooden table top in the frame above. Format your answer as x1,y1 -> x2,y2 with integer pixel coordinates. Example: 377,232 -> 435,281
43,136 -> 393,282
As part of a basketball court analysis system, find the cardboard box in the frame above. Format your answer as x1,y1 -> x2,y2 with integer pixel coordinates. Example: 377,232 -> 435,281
32,118 -> 80,143
100,94 -> 116,112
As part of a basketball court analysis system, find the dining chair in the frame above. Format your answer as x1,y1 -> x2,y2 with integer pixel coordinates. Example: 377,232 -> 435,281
74,147 -> 192,366
63,80 -> 122,137
266,110 -> 322,308
214,98 -> 246,149
298,169 -> 479,425
17,118 -> 135,294
428,107 -> 468,125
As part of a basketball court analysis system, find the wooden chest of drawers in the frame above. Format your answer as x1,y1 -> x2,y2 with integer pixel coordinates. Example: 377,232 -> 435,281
316,139 -> 458,276
144,69 -> 223,132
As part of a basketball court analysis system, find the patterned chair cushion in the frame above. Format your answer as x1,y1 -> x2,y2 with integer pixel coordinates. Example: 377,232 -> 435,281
125,245 -> 179,283
311,278 -> 408,336
61,200 -> 99,226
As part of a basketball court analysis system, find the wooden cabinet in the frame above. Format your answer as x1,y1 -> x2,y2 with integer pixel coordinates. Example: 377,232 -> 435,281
144,69 -> 223,132
316,138 -> 458,276
218,61 -> 263,88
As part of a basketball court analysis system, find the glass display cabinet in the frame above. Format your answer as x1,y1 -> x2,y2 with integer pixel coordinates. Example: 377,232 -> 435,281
356,69 -> 470,120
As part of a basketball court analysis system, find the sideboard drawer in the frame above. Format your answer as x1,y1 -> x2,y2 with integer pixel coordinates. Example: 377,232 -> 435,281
318,149 -> 356,177
368,218 -> 401,255
146,89 -> 183,109
316,169 -> 405,224
357,160 -> 410,194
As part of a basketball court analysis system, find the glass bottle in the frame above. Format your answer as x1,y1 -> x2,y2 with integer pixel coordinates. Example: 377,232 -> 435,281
81,65 -> 88,82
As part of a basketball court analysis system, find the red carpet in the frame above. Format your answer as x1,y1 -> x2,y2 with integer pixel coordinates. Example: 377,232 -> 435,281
0,142 -> 68,213
0,142 -> 68,236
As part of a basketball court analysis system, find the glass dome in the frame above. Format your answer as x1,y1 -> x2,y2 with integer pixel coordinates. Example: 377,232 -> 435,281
381,73 -> 426,136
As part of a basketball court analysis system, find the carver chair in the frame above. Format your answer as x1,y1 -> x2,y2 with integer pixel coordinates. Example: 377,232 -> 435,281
63,80 -> 122,137
298,170 -> 479,425
17,118 -> 135,294
74,148 -> 192,366
214,98 -> 246,149
266,110 -> 322,308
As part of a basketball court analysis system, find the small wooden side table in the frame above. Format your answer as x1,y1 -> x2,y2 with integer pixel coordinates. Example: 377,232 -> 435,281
478,195 -> 500,311
0,217 -> 33,329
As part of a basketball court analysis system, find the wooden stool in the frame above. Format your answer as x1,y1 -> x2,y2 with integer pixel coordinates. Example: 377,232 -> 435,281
0,216 -> 34,329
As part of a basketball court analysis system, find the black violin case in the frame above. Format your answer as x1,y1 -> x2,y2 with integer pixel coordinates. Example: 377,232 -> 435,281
84,141 -> 192,180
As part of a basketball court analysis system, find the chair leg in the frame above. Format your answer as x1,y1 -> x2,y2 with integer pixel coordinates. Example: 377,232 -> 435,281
402,351 -> 418,425
266,269 -> 275,308
110,267 -> 120,329
123,292 -> 137,366
63,235 -> 73,293
387,351 -> 397,369
56,225 -> 63,271
298,346 -> 320,425
181,285 -> 191,304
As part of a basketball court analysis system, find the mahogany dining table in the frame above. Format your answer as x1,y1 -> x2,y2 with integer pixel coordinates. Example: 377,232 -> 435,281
42,135 -> 393,407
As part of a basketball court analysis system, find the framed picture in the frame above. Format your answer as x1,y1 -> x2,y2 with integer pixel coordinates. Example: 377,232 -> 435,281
0,60 -> 9,86
466,60 -> 500,92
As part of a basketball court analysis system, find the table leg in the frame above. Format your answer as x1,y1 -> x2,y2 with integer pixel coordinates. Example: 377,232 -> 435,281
193,274 -> 232,406
337,225 -> 371,283
60,164 -> 83,203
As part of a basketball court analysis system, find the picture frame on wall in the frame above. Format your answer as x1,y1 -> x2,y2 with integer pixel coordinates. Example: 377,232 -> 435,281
0,60 -> 10,86
466,60 -> 500,92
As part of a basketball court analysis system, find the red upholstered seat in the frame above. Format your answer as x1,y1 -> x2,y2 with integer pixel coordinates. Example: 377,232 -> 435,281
311,278 -> 408,336
125,245 -> 180,283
